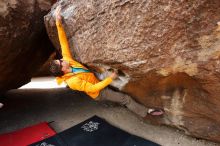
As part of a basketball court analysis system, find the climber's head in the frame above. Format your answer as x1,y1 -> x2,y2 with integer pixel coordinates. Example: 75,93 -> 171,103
49,59 -> 70,76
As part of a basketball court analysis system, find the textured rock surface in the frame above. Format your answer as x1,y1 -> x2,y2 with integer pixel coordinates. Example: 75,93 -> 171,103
45,0 -> 220,142
0,0 -> 55,92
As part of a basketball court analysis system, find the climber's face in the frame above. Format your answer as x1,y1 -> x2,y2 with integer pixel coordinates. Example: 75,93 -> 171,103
56,59 -> 70,72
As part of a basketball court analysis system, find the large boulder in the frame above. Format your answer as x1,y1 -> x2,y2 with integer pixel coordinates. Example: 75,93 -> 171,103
0,0 -> 55,93
45,0 -> 220,142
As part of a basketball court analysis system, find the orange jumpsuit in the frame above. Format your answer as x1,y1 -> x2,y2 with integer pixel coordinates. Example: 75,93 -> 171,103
55,19 -> 113,99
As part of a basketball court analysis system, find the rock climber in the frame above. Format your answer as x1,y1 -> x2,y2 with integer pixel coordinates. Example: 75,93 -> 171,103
49,5 -> 164,117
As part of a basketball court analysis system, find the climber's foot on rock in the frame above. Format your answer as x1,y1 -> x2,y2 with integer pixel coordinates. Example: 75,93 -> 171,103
148,108 -> 164,116
0,103 -> 4,109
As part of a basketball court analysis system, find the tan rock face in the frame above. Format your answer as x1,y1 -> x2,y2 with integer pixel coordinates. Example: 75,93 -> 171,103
45,0 -> 220,142
0,0 -> 55,92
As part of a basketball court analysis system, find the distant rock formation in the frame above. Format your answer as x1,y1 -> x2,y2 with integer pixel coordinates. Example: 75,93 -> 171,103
45,0 -> 220,142
0,0 -> 55,92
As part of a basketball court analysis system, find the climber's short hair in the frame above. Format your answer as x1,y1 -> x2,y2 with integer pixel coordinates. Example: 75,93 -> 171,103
49,60 -> 64,77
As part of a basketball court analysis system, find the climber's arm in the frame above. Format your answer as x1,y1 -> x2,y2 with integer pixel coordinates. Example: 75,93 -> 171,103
55,6 -> 73,61
85,77 -> 113,93
85,71 -> 117,93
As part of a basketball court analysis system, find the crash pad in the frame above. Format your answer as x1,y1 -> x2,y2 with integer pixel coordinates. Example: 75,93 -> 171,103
30,116 -> 160,146
0,122 -> 56,146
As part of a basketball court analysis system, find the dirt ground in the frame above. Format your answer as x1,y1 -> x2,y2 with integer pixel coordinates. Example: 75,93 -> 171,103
0,77 -> 218,146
